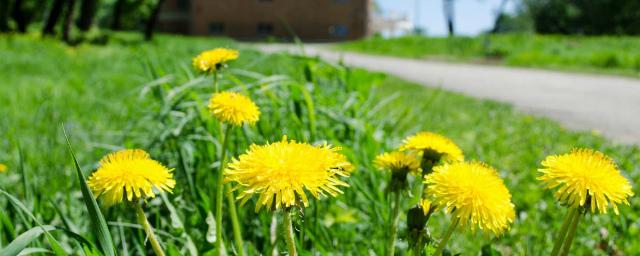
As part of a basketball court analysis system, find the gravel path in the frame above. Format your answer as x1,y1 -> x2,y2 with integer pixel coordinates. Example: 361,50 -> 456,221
256,44 -> 640,145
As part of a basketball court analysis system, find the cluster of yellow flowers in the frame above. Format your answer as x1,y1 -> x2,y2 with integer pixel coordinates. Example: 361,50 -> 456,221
376,131 -> 634,255
85,48 -> 353,256
80,48 -> 633,256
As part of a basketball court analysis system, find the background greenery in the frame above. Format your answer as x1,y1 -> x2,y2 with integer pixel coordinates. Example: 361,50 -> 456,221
1,33 -> 639,255
337,34 -> 640,78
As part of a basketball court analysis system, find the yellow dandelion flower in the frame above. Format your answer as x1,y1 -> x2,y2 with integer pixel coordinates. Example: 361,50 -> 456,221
425,162 -> 515,236
208,91 -> 260,126
87,149 -> 176,207
374,151 -> 421,175
400,132 -> 464,163
225,136 -> 353,212
538,148 -> 633,214
192,48 -> 239,72
375,151 -> 421,192
0,163 -> 6,173
420,198 -> 433,215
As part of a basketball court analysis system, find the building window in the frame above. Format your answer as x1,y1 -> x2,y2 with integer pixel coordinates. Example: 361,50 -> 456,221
209,22 -> 225,35
329,24 -> 348,38
257,23 -> 274,35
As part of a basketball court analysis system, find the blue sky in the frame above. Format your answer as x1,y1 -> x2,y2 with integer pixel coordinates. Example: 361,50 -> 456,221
376,0 -> 517,36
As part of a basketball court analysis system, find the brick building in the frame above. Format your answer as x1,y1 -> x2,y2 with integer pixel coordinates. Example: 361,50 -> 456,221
158,0 -> 372,41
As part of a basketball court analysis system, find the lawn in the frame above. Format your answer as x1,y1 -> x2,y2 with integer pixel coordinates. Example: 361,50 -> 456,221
337,34 -> 640,78
0,33 -> 639,255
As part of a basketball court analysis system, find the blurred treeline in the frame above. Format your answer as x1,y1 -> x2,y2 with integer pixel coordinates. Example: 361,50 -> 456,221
498,0 -> 640,35
0,0 -> 166,44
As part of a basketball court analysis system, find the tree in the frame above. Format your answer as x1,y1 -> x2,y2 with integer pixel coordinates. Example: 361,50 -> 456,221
524,0 -> 640,35
491,0 -> 509,33
144,0 -> 165,41
0,0 -> 9,32
111,0 -> 125,30
43,0 -> 67,35
443,0 -> 455,36
11,0 -> 27,32
76,0 -> 98,31
62,0 -> 77,43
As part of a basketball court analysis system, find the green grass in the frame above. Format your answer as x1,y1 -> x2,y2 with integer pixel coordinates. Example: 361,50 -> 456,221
337,34 -> 640,78
1,33 -> 639,255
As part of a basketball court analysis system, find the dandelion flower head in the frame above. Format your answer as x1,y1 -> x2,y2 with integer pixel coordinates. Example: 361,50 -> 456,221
538,148 -> 633,214
208,91 -> 260,126
400,132 -> 464,162
425,161 -> 515,236
420,198 -> 433,215
225,136 -> 353,212
374,151 -> 421,175
192,48 -> 239,72
0,163 -> 6,173
87,149 -> 175,207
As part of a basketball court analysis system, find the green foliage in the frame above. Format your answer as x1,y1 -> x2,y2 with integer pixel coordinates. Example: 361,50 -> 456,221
524,0 -> 640,35
337,34 -> 640,77
0,33 -> 639,255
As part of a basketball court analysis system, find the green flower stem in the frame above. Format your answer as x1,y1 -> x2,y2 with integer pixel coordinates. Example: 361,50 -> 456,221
433,218 -> 459,256
550,207 -> 577,256
559,211 -> 582,256
226,184 -> 245,256
213,71 -> 220,92
283,209 -> 298,256
387,191 -> 401,256
135,204 -> 165,256
215,125 -> 232,256
419,152 -> 437,199
412,234 -> 424,256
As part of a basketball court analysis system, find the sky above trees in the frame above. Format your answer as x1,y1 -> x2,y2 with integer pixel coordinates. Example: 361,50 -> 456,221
377,0 -> 517,36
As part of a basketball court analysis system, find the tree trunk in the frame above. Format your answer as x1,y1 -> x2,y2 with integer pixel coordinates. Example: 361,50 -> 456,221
144,0 -> 165,41
0,0 -> 9,32
76,0 -> 98,31
11,0 -> 28,32
43,0 -> 67,35
111,0 -> 125,30
443,0 -> 455,36
63,0 -> 77,43
491,0 -> 509,34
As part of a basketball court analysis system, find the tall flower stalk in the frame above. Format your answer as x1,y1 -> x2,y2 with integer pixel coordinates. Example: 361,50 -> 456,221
549,207 -> 577,255
208,91 -> 260,256
538,149 -> 633,256
374,151 -> 421,256
214,125 -> 231,255
135,204 -> 165,256
224,136 -> 353,255
432,218 -> 459,256
87,149 -> 176,256
193,48 -> 249,256
399,131 -> 464,254
282,209 -> 298,256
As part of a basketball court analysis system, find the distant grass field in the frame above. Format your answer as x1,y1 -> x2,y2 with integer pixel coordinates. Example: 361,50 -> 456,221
337,34 -> 640,78
0,33 -> 639,255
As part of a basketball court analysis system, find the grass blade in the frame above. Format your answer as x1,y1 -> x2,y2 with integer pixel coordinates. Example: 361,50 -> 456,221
0,190 -> 66,256
62,125 -> 117,256
0,225 -> 56,256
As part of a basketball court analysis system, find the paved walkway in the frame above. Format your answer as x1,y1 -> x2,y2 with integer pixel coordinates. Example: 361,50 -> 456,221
256,44 -> 640,146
